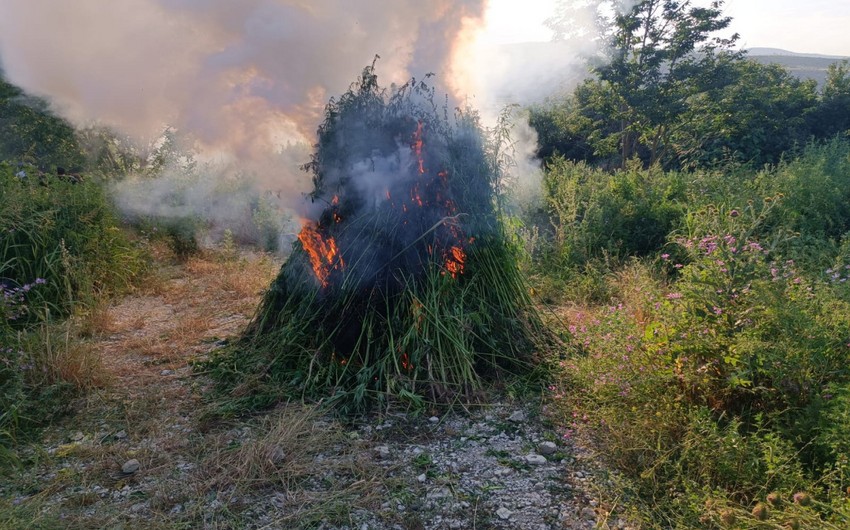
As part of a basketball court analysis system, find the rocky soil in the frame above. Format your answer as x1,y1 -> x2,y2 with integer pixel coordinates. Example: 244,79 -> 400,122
0,251 -> 629,529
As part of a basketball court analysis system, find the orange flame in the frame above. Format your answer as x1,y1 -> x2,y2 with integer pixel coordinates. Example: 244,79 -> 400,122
297,222 -> 344,288
413,122 -> 425,175
410,182 -> 425,208
445,245 -> 466,278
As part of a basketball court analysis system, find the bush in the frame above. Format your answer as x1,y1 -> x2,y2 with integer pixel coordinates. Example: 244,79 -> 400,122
0,164 -> 146,317
540,146 -> 850,525
758,138 -> 850,240
1,164 -> 144,461
539,157 -> 686,270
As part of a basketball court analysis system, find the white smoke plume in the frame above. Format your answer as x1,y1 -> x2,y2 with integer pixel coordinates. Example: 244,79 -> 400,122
0,0 -> 488,248
0,0 -> 612,246
0,0 -> 485,161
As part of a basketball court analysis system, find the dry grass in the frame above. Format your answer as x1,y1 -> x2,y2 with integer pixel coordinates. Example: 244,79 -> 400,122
192,403 -> 386,528
74,303 -> 114,338
1,249 -> 358,529
21,321 -> 112,392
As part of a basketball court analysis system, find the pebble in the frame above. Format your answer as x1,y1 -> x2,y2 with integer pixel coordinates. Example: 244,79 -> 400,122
496,507 -> 513,520
507,411 -> 525,423
429,416 -> 440,424
269,446 -> 286,464
114,430 -> 127,440
121,459 -> 140,474
525,454 -> 548,465
538,441 -> 557,455
160,369 -> 173,376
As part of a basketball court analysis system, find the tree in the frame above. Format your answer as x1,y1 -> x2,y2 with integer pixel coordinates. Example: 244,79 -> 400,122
809,60 -> 850,138
545,1 -> 742,168
670,60 -> 818,167
0,72 -> 86,170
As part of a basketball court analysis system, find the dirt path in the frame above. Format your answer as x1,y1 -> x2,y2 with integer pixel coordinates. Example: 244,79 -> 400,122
1,251 -> 623,530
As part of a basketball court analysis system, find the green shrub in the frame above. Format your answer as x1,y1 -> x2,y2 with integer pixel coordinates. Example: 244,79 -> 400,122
549,202 -> 850,525
0,164 -> 146,317
1,163 -> 145,462
540,157 -> 686,271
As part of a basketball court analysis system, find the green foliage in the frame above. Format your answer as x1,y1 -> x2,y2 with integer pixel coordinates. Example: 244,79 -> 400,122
1,164 -> 145,461
539,139 -> 850,527
544,0 -> 742,169
809,60 -> 850,138
0,74 -> 86,170
756,138 -> 850,240
539,157 -> 686,270
0,165 -> 145,317
534,2 -> 849,171
672,60 -> 818,168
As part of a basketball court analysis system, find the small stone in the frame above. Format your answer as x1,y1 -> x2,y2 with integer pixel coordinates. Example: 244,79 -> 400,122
71,431 -> 84,442
121,459 -> 140,474
160,369 -> 173,376
525,454 -> 547,465
581,507 -> 597,520
269,446 -> 286,464
496,507 -> 513,520
507,411 -> 525,423
426,487 -> 451,500
429,416 -> 440,424
538,441 -> 557,455
374,446 -> 390,459
417,473 -> 427,483
114,430 -> 127,440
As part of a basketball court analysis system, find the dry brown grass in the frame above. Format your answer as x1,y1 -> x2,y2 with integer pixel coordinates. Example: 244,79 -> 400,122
2,249 -> 310,529
193,403 -> 386,528
75,302 -> 114,338
21,321 -> 112,392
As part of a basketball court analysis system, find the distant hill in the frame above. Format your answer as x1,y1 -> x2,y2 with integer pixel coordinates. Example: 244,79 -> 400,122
746,47 -> 847,60
746,48 -> 849,87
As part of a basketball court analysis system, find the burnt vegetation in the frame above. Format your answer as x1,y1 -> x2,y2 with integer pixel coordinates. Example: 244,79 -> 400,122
206,65 -> 545,413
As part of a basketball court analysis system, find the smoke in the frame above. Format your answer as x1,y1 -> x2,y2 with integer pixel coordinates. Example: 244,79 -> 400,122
0,0 -> 614,247
0,0 -> 490,249
0,0 -> 486,152
110,142 -> 310,252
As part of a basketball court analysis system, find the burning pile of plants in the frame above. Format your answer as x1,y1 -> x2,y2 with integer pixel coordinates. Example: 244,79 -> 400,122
209,65 -> 544,411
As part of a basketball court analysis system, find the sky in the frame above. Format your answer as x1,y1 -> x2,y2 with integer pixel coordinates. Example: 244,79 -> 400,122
481,0 -> 850,57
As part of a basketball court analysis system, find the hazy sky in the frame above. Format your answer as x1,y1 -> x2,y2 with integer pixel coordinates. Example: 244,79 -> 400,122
482,0 -> 850,56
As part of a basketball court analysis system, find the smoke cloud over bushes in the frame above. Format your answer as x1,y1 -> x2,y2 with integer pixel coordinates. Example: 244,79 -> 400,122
0,0 -> 611,248
0,0 -> 485,158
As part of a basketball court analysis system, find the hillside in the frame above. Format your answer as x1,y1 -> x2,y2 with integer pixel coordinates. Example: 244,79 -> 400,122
748,48 -> 849,87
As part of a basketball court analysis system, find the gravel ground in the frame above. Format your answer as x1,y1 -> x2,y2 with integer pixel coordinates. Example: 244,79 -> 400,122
0,252 -> 632,529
